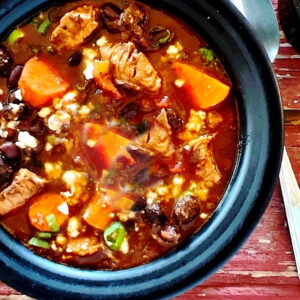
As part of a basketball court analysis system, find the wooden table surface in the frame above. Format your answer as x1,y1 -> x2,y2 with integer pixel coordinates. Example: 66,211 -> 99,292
1,0 -> 300,299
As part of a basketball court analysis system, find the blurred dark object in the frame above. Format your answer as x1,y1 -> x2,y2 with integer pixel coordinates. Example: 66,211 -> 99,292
279,0 -> 300,52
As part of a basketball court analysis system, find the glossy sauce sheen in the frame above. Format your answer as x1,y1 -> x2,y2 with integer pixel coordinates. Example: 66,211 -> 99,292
0,0 -> 238,269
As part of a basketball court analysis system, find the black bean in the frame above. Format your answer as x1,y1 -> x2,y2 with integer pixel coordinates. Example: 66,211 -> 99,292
0,154 -> 12,188
1,104 -> 24,121
174,194 -> 200,225
0,142 -> 21,162
166,108 -> 183,132
7,65 -> 23,89
144,203 -> 167,225
0,45 -> 13,78
120,103 -> 139,120
29,119 -> 45,135
68,51 -> 82,66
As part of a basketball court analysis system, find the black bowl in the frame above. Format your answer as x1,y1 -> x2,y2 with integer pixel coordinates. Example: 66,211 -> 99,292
0,0 -> 283,299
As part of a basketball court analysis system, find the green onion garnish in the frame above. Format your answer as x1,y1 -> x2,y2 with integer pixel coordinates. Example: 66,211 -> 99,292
30,18 -> 39,26
198,48 -> 214,64
28,237 -> 50,249
46,214 -> 60,232
104,222 -> 126,251
36,232 -> 52,239
8,28 -> 24,45
38,19 -> 52,35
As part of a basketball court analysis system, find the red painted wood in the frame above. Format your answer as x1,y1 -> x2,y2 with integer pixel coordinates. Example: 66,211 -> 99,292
1,0 -> 300,299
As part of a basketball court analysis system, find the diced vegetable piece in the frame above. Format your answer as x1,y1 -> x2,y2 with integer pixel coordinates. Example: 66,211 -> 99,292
18,56 -> 70,108
38,19 -> 52,35
104,222 -> 126,251
8,28 -> 24,45
36,232 -> 52,239
46,214 -> 60,232
172,62 -> 230,109
198,48 -> 214,63
94,60 -> 122,99
83,194 -> 115,230
29,193 -> 68,232
105,189 -> 134,211
28,237 -> 50,249
83,123 -> 131,174
30,18 -> 39,26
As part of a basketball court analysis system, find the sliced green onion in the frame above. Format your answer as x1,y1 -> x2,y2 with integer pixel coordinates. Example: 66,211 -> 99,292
36,232 -> 52,239
104,222 -> 126,251
198,48 -> 214,63
149,26 -> 173,48
38,19 -> 52,35
30,18 -> 40,26
46,214 -> 60,232
31,47 -> 40,54
28,237 -> 50,249
8,28 -> 24,45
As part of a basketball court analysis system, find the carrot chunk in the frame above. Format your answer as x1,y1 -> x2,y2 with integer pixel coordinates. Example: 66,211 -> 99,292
83,123 -> 131,174
19,56 -> 70,108
29,193 -> 68,232
172,62 -> 230,109
83,194 -> 114,230
94,60 -> 122,99
83,190 -> 133,230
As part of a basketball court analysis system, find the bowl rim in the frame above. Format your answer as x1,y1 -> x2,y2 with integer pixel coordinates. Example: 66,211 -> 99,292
0,0 -> 283,299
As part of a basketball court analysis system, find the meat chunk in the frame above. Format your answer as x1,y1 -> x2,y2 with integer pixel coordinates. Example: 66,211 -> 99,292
0,168 -> 45,215
207,111 -> 223,129
66,237 -> 99,256
174,194 -> 200,225
50,6 -> 100,52
100,42 -> 161,93
101,3 -> 122,33
119,3 -> 149,49
135,109 -> 175,158
189,136 -> 221,187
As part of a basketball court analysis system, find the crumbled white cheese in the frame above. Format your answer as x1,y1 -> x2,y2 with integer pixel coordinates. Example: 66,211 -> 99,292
146,191 -> 158,204
200,213 -> 208,219
45,143 -> 53,151
57,202 -> 69,216
173,175 -> 184,186
175,79 -> 185,88
54,91 -> 79,110
16,131 -> 38,149
7,121 -> 19,129
44,162 -> 63,180
96,36 -> 108,47
8,103 -> 24,115
120,237 -> 129,254
156,186 -> 169,196
14,89 -> 23,101
82,48 -> 98,80
38,107 -> 53,118
166,42 -> 184,58
67,217 -> 81,238
79,105 -> 92,116
48,111 -> 71,132
62,170 -> 88,197
0,129 -> 8,138
87,139 -> 97,148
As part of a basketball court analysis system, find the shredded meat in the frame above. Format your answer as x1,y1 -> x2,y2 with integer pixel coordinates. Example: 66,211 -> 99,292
0,168 -> 45,215
66,237 -> 100,256
119,3 -> 149,49
100,42 -> 161,93
135,109 -> 175,158
50,6 -> 100,52
189,136 -> 221,187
